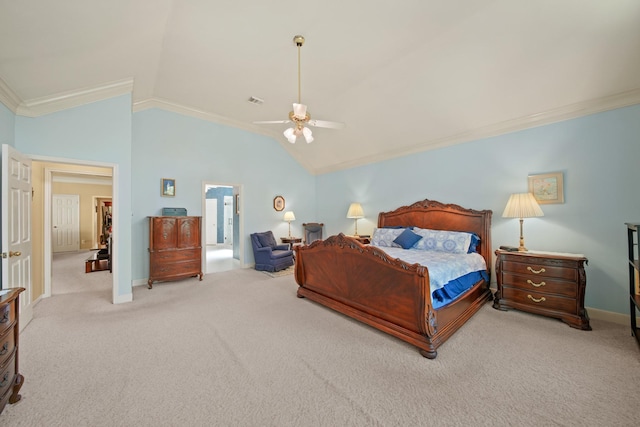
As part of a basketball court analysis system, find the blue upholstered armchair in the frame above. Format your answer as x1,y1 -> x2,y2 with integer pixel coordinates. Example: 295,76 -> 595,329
250,231 -> 294,272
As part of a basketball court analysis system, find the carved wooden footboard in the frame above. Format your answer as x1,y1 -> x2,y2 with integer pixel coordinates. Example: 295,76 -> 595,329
294,199 -> 492,359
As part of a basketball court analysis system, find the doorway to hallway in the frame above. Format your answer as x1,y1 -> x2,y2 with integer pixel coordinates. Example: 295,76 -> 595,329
203,183 -> 242,273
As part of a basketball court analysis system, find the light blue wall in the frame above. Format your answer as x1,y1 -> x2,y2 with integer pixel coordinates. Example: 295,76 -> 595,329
0,102 -> 15,146
14,95 -> 133,299
7,92 -> 640,315
317,104 -> 640,315
131,109 -> 317,281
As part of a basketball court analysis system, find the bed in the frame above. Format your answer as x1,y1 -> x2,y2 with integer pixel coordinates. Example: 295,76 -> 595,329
294,198 -> 492,359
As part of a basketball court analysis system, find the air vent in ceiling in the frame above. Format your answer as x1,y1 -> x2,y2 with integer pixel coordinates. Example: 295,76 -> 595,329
247,96 -> 264,105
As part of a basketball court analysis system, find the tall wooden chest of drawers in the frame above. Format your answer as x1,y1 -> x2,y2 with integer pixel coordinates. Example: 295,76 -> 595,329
0,288 -> 24,415
493,250 -> 590,330
148,216 -> 203,289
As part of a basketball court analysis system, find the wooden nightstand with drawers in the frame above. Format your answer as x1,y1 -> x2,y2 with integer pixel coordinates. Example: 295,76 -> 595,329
493,249 -> 591,330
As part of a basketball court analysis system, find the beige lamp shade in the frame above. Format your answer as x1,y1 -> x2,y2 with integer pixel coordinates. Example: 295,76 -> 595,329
346,203 -> 364,219
284,211 -> 295,237
502,193 -> 544,219
502,193 -> 543,251
346,203 -> 364,236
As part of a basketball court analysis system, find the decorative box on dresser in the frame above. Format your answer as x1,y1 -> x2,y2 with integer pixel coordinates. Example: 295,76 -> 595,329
148,216 -> 203,289
493,250 -> 591,330
0,288 -> 25,415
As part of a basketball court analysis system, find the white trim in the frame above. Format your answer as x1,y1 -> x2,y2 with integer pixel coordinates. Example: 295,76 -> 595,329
586,307 -> 633,326
113,291 -> 132,304
132,278 -> 148,287
0,75 -> 21,113
201,181 -> 245,273
313,88 -> 640,175
133,98 -> 316,172
15,78 -> 134,117
39,158 -> 119,304
53,175 -> 112,185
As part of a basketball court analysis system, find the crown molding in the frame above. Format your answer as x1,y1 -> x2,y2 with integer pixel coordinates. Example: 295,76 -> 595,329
0,75 -> 22,113
132,97 -> 318,173
314,88 -> 640,175
133,97 -> 271,135
15,78 -> 134,117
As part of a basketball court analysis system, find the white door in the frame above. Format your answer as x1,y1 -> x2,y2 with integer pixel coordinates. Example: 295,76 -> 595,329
205,198 -> 217,245
223,195 -> 233,246
1,144 -> 33,329
52,194 -> 80,252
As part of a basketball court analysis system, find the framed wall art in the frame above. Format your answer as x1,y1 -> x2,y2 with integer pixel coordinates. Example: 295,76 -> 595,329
273,195 -> 285,211
528,172 -> 564,204
161,178 -> 176,197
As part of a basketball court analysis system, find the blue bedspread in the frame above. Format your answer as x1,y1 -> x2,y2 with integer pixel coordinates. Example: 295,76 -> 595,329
371,247 -> 488,309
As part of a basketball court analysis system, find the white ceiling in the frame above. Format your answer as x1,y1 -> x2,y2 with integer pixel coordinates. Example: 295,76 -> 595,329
1,1 -> 639,174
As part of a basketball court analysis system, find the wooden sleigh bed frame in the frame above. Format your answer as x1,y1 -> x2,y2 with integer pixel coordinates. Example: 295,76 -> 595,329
294,198 -> 493,359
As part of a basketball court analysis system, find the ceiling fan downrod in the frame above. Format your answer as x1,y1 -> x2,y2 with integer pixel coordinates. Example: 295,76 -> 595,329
293,35 -> 304,105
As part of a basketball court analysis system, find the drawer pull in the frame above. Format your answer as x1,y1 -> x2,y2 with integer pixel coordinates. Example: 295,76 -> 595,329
0,372 -> 9,388
527,266 -> 546,274
527,294 -> 546,303
527,279 -> 546,288
0,342 -> 7,356
0,312 -> 8,323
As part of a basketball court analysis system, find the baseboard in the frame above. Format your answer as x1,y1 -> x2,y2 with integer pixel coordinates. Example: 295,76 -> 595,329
586,307 -> 636,326
132,278 -> 148,288
113,291 -> 133,304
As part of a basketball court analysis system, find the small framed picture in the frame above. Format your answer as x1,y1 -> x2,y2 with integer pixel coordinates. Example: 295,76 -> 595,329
273,195 -> 285,211
161,178 -> 176,197
528,172 -> 564,204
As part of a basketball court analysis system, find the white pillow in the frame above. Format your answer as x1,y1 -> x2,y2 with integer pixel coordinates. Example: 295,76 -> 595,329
412,227 -> 473,254
370,228 -> 407,247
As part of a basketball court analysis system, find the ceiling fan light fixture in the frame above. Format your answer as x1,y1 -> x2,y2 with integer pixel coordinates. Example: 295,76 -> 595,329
302,127 -> 313,143
283,127 -> 297,144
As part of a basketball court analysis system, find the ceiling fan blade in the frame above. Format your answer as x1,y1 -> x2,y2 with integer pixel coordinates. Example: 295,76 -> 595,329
307,119 -> 345,129
253,120 -> 291,124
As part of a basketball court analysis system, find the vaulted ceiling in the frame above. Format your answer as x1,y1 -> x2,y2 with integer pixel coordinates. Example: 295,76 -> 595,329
1,1 -> 639,174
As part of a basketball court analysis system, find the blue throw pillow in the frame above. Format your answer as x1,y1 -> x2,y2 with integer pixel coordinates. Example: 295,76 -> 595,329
393,228 -> 422,249
468,233 -> 481,253
257,232 -> 277,248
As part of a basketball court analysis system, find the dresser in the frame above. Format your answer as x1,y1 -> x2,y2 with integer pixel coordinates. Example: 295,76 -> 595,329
0,288 -> 24,415
148,216 -> 203,289
493,250 -> 590,330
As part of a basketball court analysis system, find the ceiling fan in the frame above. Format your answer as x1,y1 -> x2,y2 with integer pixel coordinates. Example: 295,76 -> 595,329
253,35 -> 344,144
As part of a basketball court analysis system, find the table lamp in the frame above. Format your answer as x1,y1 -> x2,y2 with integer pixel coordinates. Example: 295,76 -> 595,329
502,192 -> 544,252
346,203 -> 364,236
283,211 -> 296,237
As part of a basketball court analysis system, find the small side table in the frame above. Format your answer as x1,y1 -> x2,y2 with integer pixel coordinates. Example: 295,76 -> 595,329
281,237 -> 302,249
493,249 -> 590,330
348,235 -> 371,244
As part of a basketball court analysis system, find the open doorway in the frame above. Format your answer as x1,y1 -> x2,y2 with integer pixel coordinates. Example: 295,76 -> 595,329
33,160 -> 116,301
203,182 -> 242,273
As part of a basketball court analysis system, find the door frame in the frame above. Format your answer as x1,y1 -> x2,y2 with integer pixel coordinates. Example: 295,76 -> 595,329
38,158 -> 117,302
202,181 -> 244,271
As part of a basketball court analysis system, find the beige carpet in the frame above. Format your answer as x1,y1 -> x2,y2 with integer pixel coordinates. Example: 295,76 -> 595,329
2,251 -> 639,426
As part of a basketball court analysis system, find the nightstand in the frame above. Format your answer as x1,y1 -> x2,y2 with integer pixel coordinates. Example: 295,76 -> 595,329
348,235 -> 371,244
280,237 -> 302,249
493,249 -> 591,330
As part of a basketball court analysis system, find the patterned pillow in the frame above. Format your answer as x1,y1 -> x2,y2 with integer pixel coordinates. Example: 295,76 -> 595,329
412,227 -> 474,254
371,228 -> 407,247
